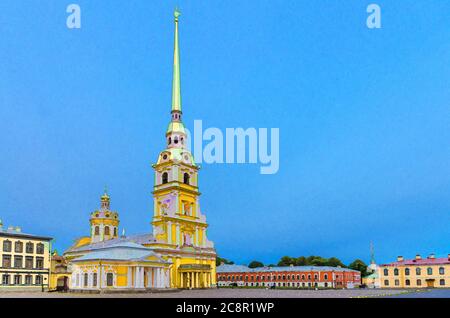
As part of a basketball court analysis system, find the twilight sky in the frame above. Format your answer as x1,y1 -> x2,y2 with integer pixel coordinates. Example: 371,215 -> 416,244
0,0 -> 449,266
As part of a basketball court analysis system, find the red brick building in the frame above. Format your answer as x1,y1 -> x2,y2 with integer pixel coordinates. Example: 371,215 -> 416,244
217,264 -> 361,289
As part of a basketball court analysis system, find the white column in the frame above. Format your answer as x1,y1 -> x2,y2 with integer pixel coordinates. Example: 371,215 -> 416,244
136,267 -> 140,288
127,267 -> 132,288
166,269 -> 170,288
136,267 -> 144,288
151,268 -> 155,288
156,268 -> 160,288
159,268 -> 164,288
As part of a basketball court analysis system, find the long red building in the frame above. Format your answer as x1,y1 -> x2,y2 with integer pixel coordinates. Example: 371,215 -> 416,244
217,264 -> 361,289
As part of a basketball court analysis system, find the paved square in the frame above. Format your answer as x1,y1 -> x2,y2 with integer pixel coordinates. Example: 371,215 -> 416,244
1,288 -> 444,298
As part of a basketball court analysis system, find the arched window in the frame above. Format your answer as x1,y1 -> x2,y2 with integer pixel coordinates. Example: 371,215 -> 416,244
26,242 -> 34,253
183,202 -> 191,216
104,226 -> 110,236
394,268 -> 399,276
324,274 -> 328,280
439,267 -> 445,275
168,137 -> 171,145
427,267 -> 433,275
417,279 -> 422,286
405,279 -> 410,286
84,273 -> 88,287
440,279 -> 445,286
106,273 -> 114,287
113,227 -> 117,236
3,240 -> 12,252
405,268 -> 410,275
383,269 -> 389,276
183,173 -> 190,185
162,172 -> 168,184
36,243 -> 44,254
384,280 -> 389,286
14,241 -> 23,253
93,273 -> 98,287
174,137 -> 179,144
416,268 -> 421,275
94,226 -> 100,235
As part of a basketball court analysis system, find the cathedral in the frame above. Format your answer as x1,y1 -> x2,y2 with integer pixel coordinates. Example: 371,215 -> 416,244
63,10 -> 217,291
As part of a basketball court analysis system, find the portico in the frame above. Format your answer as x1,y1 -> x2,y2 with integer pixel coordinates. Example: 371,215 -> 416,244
178,264 -> 213,288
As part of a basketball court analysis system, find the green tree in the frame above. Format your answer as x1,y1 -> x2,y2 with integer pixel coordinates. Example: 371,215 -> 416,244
248,260 -> 264,268
348,259 -> 368,277
295,256 -> 307,266
216,257 -> 234,266
278,256 -> 296,266
308,256 -> 328,266
327,257 -> 346,268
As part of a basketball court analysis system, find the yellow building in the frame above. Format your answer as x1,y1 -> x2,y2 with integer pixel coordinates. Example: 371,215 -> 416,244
64,192 -> 173,291
49,253 -> 71,291
0,220 -> 52,291
63,9 -> 216,291
378,253 -> 450,288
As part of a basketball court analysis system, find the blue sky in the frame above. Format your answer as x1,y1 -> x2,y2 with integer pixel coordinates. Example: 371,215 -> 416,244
0,1 -> 449,266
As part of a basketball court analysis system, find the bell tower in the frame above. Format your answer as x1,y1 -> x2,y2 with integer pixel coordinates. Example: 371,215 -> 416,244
90,190 -> 120,243
148,9 -> 216,289
151,9 -> 212,250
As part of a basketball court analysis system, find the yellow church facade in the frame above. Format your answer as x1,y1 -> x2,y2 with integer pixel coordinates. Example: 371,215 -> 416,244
62,9 -> 216,291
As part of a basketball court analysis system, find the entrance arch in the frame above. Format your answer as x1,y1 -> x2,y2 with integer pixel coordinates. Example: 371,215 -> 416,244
56,276 -> 70,292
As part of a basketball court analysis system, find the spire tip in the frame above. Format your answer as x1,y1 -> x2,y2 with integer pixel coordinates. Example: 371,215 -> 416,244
174,8 -> 181,20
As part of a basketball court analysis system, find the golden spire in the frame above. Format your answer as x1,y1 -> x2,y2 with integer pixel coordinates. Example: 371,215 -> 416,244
172,8 -> 182,113
166,8 -> 186,136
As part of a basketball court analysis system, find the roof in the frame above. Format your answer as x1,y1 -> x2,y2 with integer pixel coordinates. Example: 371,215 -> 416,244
72,244 -> 168,263
65,233 -> 155,254
381,257 -> 450,267
217,264 -> 360,274
363,272 -> 379,279
0,228 -> 52,241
